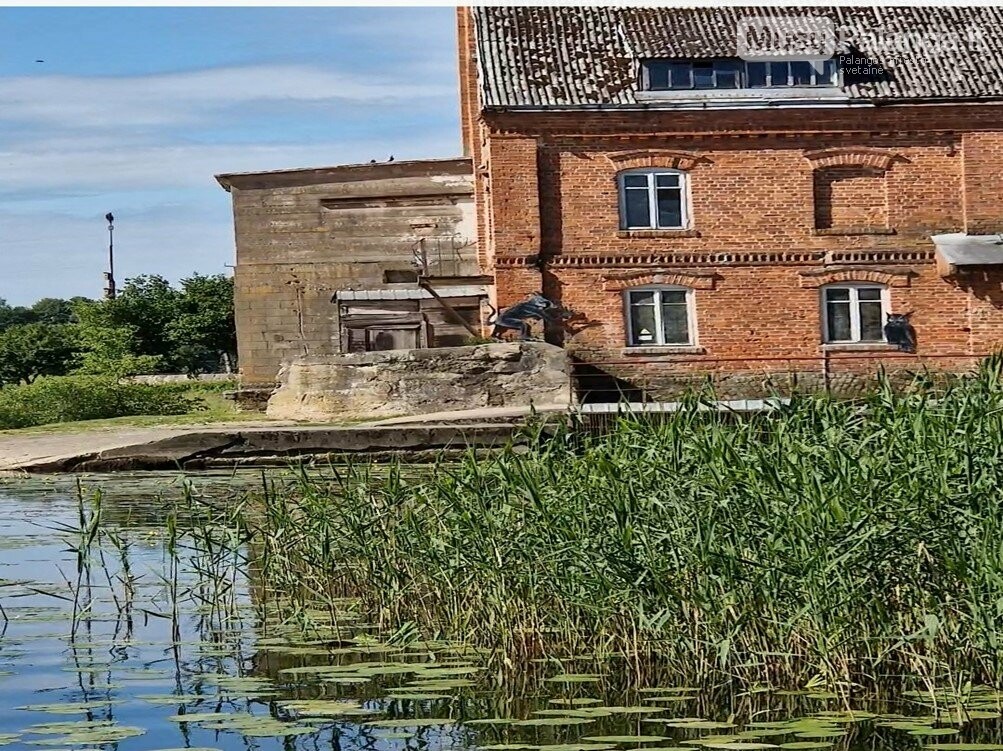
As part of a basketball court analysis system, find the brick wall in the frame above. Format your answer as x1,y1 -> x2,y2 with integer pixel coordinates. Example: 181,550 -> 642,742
460,75 -> 1003,395
963,132 -> 1003,235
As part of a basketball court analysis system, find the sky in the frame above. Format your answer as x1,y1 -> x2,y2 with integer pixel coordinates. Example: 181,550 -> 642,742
0,6 -> 461,305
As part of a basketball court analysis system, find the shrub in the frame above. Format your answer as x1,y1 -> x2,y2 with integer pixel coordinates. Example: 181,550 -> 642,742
0,376 -> 203,429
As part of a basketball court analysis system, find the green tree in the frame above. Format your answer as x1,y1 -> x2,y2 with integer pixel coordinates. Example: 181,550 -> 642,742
72,299 -> 162,377
0,299 -> 34,331
30,297 -> 78,325
168,274 -> 237,374
108,275 -> 181,365
0,323 -> 78,385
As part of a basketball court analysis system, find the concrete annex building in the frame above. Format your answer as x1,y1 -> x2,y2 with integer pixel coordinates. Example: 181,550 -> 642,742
221,6 -> 1003,400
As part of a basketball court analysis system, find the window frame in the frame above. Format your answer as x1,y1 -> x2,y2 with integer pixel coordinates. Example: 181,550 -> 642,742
617,168 -> 690,230
820,282 -> 890,344
642,58 -> 839,91
624,285 -> 697,348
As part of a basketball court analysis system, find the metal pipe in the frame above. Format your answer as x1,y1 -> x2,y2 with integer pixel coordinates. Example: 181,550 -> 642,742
417,279 -> 483,340
574,352 -> 985,367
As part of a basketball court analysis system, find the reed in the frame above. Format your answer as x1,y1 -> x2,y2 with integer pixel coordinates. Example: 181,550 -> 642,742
240,356 -> 1003,691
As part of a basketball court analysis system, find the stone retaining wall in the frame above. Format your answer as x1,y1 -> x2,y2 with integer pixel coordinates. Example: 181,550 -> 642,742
266,342 -> 572,421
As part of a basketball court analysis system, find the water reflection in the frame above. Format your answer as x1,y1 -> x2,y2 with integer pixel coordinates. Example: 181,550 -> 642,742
0,472 -> 1001,750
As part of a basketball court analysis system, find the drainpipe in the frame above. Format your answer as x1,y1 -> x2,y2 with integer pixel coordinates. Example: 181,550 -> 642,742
821,347 -> 831,394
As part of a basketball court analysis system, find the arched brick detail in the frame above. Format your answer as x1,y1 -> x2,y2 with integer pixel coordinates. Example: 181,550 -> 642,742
602,268 -> 718,291
605,150 -> 707,171
798,267 -> 914,288
803,147 -> 899,171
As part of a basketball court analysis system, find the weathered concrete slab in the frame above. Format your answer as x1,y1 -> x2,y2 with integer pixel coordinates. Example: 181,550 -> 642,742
368,404 -> 569,426
0,423 -> 532,474
268,341 -> 572,422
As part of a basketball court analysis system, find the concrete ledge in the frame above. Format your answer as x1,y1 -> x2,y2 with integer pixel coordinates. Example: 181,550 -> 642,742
8,424 -> 536,473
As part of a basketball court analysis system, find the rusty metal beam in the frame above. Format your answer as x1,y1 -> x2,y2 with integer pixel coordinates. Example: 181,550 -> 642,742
417,280 -> 483,340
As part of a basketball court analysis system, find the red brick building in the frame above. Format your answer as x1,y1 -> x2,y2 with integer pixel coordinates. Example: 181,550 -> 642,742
458,6 -> 1003,399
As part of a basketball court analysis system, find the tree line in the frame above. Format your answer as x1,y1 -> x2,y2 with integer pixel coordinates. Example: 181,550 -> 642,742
0,274 -> 237,386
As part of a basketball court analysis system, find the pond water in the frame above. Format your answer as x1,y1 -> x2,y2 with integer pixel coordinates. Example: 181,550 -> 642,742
0,471 -> 1002,751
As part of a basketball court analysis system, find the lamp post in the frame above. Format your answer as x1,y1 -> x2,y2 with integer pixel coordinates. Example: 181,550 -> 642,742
103,212 -> 116,299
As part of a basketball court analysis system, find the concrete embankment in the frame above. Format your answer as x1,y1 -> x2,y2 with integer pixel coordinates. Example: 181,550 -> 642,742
0,421 -> 543,474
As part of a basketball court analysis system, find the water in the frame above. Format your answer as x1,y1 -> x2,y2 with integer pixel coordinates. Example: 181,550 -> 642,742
0,471 -> 1002,751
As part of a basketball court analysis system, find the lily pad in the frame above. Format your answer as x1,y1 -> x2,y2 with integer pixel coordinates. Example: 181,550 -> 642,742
546,674 -> 602,684
662,720 -> 736,730
17,700 -> 124,714
282,700 -> 381,718
363,718 -> 457,728
582,737 -> 672,744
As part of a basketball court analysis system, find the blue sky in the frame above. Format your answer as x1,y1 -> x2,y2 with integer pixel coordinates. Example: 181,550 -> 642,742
0,7 -> 461,305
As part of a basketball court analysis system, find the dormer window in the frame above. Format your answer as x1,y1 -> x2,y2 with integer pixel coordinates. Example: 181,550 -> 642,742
642,58 -> 838,91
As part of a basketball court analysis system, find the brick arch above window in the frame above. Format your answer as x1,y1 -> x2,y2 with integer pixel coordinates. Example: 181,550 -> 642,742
602,268 -> 719,291
605,150 -> 708,171
798,267 -> 915,289
803,147 -> 900,171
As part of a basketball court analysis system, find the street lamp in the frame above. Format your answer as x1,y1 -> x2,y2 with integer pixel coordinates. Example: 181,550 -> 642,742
103,212 -> 116,299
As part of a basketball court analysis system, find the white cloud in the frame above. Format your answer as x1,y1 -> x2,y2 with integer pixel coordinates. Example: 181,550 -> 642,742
0,64 -> 455,129
0,135 -> 462,196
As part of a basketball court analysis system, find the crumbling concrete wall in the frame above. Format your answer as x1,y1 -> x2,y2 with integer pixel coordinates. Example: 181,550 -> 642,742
218,158 -> 478,387
266,342 -> 571,421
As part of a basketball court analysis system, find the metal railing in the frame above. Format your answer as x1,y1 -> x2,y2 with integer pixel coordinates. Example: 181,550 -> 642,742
570,351 -> 989,403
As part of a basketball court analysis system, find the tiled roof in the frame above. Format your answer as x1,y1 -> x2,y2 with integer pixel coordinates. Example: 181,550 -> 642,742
472,6 -> 1003,108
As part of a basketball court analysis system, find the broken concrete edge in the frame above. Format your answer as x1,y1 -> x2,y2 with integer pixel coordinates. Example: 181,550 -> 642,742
266,341 -> 572,422
7,423 -> 556,473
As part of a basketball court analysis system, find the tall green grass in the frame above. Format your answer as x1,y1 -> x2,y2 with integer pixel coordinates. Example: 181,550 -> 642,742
0,375 -> 202,429
244,356 -> 1003,690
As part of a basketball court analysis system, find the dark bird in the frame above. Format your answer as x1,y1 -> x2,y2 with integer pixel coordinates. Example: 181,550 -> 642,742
35,59 -> 44,63
387,154 -> 395,162
884,313 -> 916,353
369,159 -> 377,164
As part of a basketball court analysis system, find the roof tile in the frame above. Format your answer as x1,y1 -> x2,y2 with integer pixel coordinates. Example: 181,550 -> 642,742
472,6 -> 1003,108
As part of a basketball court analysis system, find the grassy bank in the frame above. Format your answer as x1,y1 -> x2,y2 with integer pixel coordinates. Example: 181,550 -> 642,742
243,357 -> 1003,690
0,376 -> 245,430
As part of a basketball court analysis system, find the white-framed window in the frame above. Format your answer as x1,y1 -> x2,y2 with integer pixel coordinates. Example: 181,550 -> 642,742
618,169 -> 689,230
625,286 -> 696,346
821,283 -> 889,343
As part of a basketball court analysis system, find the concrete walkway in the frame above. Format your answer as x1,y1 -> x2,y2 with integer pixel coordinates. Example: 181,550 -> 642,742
0,418 -> 534,474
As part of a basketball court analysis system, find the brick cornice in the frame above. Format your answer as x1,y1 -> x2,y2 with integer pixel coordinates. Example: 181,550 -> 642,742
605,150 -> 708,171
492,250 -> 935,271
797,266 -> 916,288
803,147 -> 900,170
601,268 -> 719,291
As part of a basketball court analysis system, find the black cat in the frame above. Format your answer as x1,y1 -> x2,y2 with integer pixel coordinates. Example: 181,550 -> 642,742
884,313 -> 916,353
